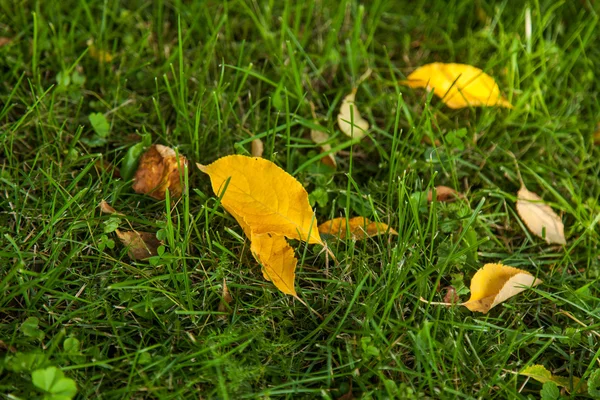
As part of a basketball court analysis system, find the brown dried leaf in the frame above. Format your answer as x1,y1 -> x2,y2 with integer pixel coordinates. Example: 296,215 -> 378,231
443,286 -> 460,304
251,139 -> 264,157
516,186 -> 566,245
310,129 -> 336,168
0,37 -> 12,47
132,145 -> 188,200
427,186 -> 463,202
318,217 -> 397,240
115,229 -> 162,260
218,279 -> 233,314
99,200 -> 119,215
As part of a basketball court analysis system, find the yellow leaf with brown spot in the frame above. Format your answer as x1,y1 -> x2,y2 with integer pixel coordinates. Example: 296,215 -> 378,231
132,145 -> 188,200
516,186 -> 566,245
251,233 -> 298,296
400,63 -> 513,109
337,89 -> 369,139
115,229 -> 162,260
318,217 -> 397,240
197,155 -> 322,245
463,263 -> 542,313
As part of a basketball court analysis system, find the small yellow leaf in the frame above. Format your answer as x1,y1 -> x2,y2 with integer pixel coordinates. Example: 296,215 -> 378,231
400,63 -> 513,109
251,233 -> 298,296
318,217 -> 397,240
310,129 -> 336,168
463,263 -> 542,313
337,88 -> 369,139
520,365 -> 587,393
251,139 -> 264,158
132,145 -> 188,200
516,186 -> 566,245
88,43 -> 114,63
197,155 -> 322,245
115,229 -> 162,260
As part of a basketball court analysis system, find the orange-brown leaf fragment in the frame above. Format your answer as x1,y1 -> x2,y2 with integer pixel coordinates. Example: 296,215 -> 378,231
99,200 -> 120,215
427,186 -> 463,202
0,37 -> 12,47
250,233 -> 298,296
516,186 -> 566,245
218,279 -> 234,314
115,229 -> 162,260
463,263 -> 542,313
318,217 -> 398,240
132,145 -> 188,200
400,63 -> 513,109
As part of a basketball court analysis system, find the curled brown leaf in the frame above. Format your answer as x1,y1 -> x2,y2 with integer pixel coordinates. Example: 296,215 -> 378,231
132,145 -> 188,200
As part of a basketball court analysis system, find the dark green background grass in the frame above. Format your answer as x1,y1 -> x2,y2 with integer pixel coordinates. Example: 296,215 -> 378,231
1,0 -> 599,398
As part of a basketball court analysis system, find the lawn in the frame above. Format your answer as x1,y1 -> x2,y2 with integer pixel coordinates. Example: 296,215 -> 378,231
1,0 -> 600,399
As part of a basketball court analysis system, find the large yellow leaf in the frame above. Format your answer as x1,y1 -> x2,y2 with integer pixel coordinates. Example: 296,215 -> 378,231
197,155 -> 322,245
463,263 -> 542,313
318,217 -> 397,240
516,186 -> 566,245
251,233 -> 298,296
337,88 -> 369,139
519,365 -> 587,394
400,63 -> 513,109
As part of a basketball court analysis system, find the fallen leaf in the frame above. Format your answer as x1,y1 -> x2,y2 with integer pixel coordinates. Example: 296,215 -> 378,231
115,229 -> 162,260
400,63 -> 513,109
0,37 -> 12,47
251,139 -> 264,157
337,88 -> 369,139
132,145 -> 188,200
318,217 -> 397,240
218,279 -> 233,314
516,186 -> 566,245
197,155 -> 322,244
427,186 -> 463,202
88,43 -> 114,63
251,232 -> 298,296
443,286 -> 460,304
99,200 -> 118,215
463,263 -> 542,313
519,365 -> 587,394
310,129 -> 336,168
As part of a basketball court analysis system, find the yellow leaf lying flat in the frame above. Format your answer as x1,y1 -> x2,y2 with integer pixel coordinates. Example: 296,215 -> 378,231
400,63 -> 513,109
516,187 -> 566,245
463,263 -> 542,313
318,217 -> 398,240
519,365 -> 587,394
197,155 -> 322,245
337,89 -> 369,139
251,233 -> 298,296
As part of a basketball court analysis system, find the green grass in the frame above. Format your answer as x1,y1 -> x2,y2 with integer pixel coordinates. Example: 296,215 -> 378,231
1,0 -> 600,399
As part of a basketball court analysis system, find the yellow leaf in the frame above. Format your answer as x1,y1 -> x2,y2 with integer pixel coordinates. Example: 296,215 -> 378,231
115,229 -> 162,260
337,88 -> 369,139
197,155 -> 322,245
132,145 -> 188,200
519,365 -> 587,393
463,263 -> 542,313
400,63 -> 513,109
318,217 -> 397,240
516,186 -> 566,245
250,233 -> 298,296
310,129 -> 336,168
251,139 -> 264,157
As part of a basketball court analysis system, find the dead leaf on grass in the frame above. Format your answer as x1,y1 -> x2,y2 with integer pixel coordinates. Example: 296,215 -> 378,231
132,145 -> 188,200
519,365 -> 587,394
516,186 -> 566,245
338,88 -> 369,139
115,229 -> 162,260
427,186 -> 463,202
318,217 -> 397,240
310,129 -> 336,168
218,279 -> 234,314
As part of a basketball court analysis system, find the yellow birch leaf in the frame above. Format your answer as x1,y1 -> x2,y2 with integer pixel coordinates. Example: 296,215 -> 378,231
115,229 -> 162,260
197,155 -> 323,245
310,129 -> 336,168
463,263 -> 542,313
251,139 -> 264,157
250,232 -> 298,296
318,217 -> 398,240
132,145 -> 188,200
519,365 -> 587,394
516,186 -> 566,245
400,63 -> 513,109
337,88 -> 369,139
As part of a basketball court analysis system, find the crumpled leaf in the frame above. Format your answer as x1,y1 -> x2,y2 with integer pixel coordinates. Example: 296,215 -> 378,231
115,229 -> 162,260
251,139 -> 264,157
427,186 -> 463,202
519,365 -> 587,394
337,88 -> 369,139
132,145 -> 188,200
318,217 -> 397,240
463,263 -> 542,313
198,155 -> 323,296
400,63 -> 513,109
516,186 -> 566,245
310,129 -> 336,168
197,155 -> 322,244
